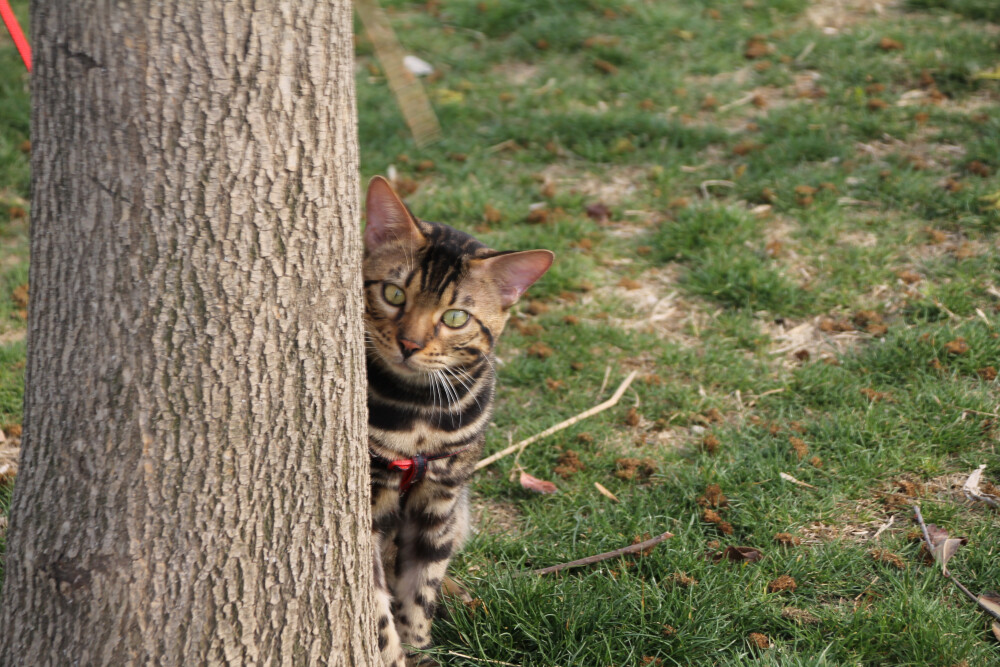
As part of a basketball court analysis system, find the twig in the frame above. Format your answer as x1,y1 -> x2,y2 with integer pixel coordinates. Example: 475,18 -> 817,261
699,179 -> 735,199
597,364 -> 612,398
517,531 -> 673,577
475,371 -> 638,471
443,652 -> 520,667
794,41 -> 816,64
913,505 -> 1000,624
718,93 -> 755,112
871,514 -> 894,541
355,0 -> 441,147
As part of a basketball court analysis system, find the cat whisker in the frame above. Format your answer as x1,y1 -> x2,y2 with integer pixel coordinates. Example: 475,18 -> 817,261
445,367 -> 481,415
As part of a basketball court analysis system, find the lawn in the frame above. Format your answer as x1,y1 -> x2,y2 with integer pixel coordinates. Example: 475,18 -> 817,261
3,0 -> 1000,664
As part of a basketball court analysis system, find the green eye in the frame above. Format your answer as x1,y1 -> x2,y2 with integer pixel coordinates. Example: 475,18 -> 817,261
442,309 -> 470,328
383,284 -> 406,306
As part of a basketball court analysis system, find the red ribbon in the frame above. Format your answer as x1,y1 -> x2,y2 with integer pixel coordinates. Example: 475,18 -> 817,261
0,0 -> 31,73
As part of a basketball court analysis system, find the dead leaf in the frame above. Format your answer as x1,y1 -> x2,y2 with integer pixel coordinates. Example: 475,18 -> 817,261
714,546 -> 764,563
12,284 -> 28,309
781,607 -> 818,624
593,58 -> 618,75
594,481 -> 619,502
963,464 -> 1000,508
554,450 -> 584,479
525,208 -> 549,224
483,204 -> 502,223
789,436 -> 808,459
697,484 -> 728,508
768,575 -> 797,593
744,36 -> 770,59
878,36 -> 904,51
944,338 -> 969,355
774,532 -> 802,546
527,342 -> 553,359
978,593 -> 1000,638
870,549 -> 906,569
520,471 -> 557,494
702,509 -> 734,534
923,523 -> 968,575
585,202 -> 612,223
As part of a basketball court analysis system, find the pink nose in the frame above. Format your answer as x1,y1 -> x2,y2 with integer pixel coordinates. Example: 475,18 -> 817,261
399,338 -> 422,355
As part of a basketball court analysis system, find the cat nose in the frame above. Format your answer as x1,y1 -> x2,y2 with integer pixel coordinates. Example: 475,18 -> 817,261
398,337 -> 423,358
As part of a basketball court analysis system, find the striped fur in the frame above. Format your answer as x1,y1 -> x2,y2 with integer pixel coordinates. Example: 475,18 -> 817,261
363,177 -> 551,666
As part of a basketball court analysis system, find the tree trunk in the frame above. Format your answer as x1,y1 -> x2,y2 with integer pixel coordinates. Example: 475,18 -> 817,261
0,2 -> 376,664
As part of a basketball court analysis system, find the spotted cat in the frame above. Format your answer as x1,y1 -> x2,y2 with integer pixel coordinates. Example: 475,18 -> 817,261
363,176 -> 552,665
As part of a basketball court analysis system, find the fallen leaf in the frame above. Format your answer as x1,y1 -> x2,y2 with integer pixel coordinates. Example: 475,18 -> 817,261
585,202 -> 611,222
779,472 -> 816,489
944,338 -> 969,355
714,546 -> 764,563
554,450 -> 584,478
666,571 -> 697,587
963,465 -> 999,508
870,549 -> 906,569
967,160 -> 993,177
774,532 -> 802,546
702,509 -> 734,534
594,481 -> 619,502
593,58 -> 618,75
878,36 -> 904,51
768,575 -> 797,593
12,284 -> 28,309
789,436 -> 808,459
440,576 -> 474,604
923,523 -> 968,575
615,457 -> 655,481
744,36 -> 770,59
525,208 -> 549,224
781,607 -> 819,624
527,342 -> 553,359
697,484 -> 728,508
520,471 -> 557,494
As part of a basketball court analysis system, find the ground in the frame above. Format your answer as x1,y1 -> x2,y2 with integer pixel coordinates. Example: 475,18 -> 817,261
3,0 -> 1000,664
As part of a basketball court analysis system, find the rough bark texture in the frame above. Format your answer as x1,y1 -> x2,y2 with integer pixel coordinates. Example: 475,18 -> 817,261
0,2 -> 376,665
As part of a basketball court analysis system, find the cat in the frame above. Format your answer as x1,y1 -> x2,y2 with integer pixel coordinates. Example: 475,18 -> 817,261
362,176 -> 553,666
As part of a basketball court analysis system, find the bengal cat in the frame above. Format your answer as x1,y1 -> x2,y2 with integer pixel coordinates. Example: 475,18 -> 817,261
363,176 -> 552,665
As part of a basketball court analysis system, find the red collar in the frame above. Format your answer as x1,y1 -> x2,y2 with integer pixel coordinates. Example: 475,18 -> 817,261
372,447 -> 470,494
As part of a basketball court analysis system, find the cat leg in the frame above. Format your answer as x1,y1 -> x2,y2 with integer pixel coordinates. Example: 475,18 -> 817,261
373,530 -> 407,667
393,487 -> 470,659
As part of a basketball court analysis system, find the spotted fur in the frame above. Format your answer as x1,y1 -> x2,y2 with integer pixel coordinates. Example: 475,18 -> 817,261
363,177 -> 552,665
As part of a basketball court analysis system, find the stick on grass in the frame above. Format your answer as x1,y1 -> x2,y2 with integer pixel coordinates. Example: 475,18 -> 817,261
517,530 -> 674,577
475,371 -> 638,472
913,505 -> 1000,624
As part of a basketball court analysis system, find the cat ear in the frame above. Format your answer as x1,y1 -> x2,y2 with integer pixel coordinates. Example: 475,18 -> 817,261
478,250 -> 554,308
364,176 -> 423,249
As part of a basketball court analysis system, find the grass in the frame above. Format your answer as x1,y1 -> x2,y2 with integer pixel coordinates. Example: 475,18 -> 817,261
4,0 -> 1000,663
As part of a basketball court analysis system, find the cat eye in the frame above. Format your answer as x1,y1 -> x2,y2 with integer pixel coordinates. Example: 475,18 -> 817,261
441,309 -> 470,329
383,283 -> 406,306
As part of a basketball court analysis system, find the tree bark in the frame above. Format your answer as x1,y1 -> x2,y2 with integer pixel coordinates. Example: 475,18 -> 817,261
0,1 -> 376,665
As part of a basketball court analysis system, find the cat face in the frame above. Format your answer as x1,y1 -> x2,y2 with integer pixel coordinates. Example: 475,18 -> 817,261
362,176 -> 552,378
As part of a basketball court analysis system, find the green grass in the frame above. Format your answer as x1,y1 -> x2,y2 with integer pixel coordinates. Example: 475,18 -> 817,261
4,0 -> 1000,662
